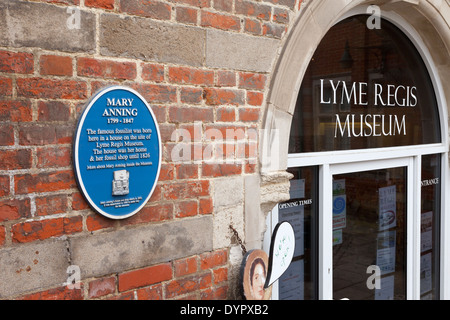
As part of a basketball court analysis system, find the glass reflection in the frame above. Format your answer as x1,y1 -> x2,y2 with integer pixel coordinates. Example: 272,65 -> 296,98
420,154 -> 441,300
290,15 -> 441,153
277,166 -> 318,300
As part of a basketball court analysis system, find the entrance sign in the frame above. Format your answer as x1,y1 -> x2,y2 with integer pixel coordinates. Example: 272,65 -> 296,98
74,86 -> 161,219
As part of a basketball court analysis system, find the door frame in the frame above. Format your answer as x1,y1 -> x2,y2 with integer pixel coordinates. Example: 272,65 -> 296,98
320,157 -> 415,300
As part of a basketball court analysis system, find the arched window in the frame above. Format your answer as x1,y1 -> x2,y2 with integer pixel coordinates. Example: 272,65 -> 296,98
289,15 -> 441,153
266,14 -> 447,301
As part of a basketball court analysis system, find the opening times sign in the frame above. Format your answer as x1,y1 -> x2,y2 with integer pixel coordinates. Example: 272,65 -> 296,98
74,86 -> 161,219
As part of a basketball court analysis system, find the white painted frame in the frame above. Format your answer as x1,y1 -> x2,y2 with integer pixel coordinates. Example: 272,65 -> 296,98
323,157 -> 415,300
266,7 -> 450,300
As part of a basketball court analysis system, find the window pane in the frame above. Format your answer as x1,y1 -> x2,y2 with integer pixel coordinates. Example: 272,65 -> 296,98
277,166 -> 318,299
420,154 -> 441,299
332,167 -> 407,300
289,15 -> 441,153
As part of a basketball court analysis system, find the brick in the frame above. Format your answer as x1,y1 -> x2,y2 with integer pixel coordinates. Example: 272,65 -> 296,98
120,203 -> 172,226
0,176 -> 10,197
0,100 -> 33,122
235,0 -> 271,21
180,87 -> 203,104
0,124 -> 15,146
158,123 -> 177,143
141,63 -> 165,82
203,88 -> 245,106
213,0 -> 233,12
200,249 -> 228,269
77,57 -> 136,80
15,170 -> 75,194
131,83 -> 177,104
118,263 -> 172,292
35,194 -> 68,216
201,11 -> 240,31
120,0 -> 171,19
171,0 -> 210,7
263,22 -> 286,39
0,149 -> 32,170
273,7 -> 290,24
199,198 -> 213,215
150,105 -> 166,123
200,285 -> 228,300
40,55 -> 72,76
175,200 -> 198,218
149,184 -> 162,202
17,78 -> 87,100
19,124 -> 55,146
72,192 -> 90,211
0,0 -> 96,53
162,180 -> 209,200
0,51 -> 34,74
169,106 -> 214,123
244,18 -> 262,35
136,284 -> 163,300
216,107 -> 235,122
158,163 -> 175,181
202,163 -> 242,177
216,70 -> 236,87
18,123 -> 73,146
247,91 -> 264,106
265,0 -> 296,9
0,78 -> 13,96
88,277 -> 116,298
169,66 -> 214,86
100,14 -> 205,66
204,125 -> 246,140
176,6 -> 198,25
85,0 -> 114,9
38,101 -> 71,122
174,256 -> 198,277
176,163 -> 199,180
109,291 -> 135,300
165,272 -> 212,298
0,198 -> 31,222
239,72 -> 266,90
86,213 -> 117,232
18,285 -> 83,300
0,226 -> 5,247
12,216 -> 82,243
213,267 -> 228,284
34,0 -> 81,4
239,107 -> 260,122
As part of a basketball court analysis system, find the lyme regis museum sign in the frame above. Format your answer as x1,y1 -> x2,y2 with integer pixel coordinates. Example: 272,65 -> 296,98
74,86 -> 161,219
322,79 -> 416,138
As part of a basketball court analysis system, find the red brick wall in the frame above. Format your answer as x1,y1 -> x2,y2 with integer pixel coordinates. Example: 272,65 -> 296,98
0,0 -> 303,300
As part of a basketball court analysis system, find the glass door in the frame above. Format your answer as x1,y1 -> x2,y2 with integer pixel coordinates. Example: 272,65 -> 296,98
332,167 -> 407,300
321,157 -> 414,300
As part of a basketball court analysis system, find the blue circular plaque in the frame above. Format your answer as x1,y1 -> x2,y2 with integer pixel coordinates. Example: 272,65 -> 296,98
74,86 -> 161,219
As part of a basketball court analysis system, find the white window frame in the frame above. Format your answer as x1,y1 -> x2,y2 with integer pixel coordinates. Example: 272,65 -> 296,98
265,9 -> 450,300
